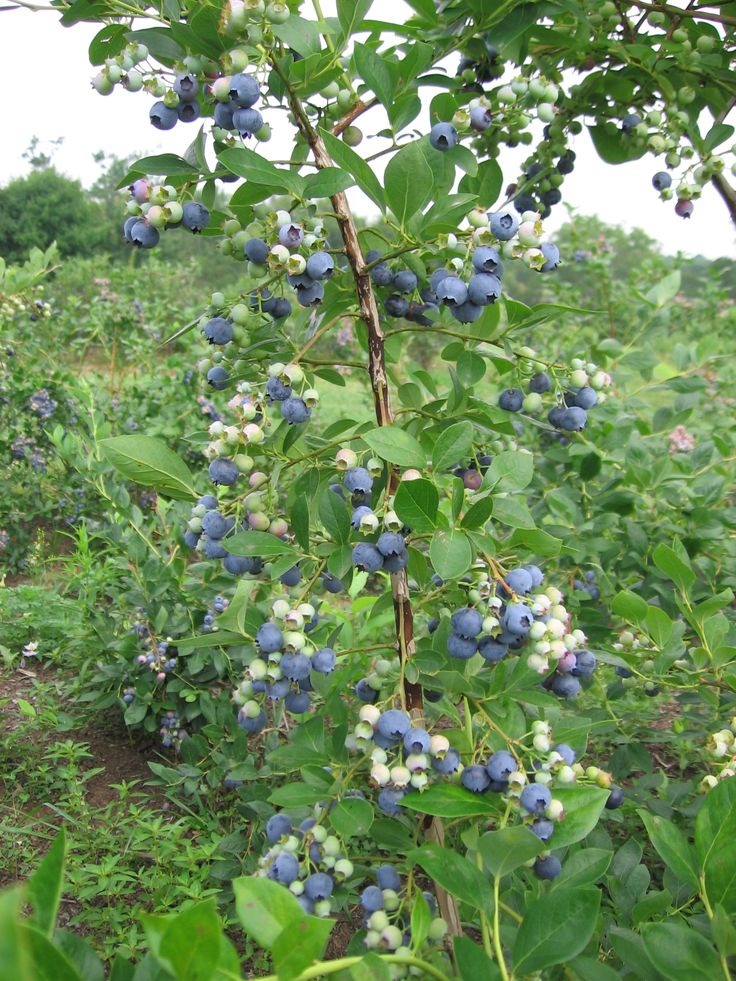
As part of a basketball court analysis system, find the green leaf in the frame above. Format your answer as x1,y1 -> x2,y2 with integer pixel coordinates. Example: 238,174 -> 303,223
429,529 -> 473,579
55,931 -> 104,981
17,924 -> 84,981
304,167 -> 355,199
453,936 -> 500,981
0,888 -> 33,980
410,889 -> 431,951
488,450 -> 534,491
224,530 -> 297,558
319,129 -> 385,210
479,826 -> 545,878
554,848 -> 612,888
400,784 -> 496,818
99,436 -> 197,501
612,590 -> 648,626
384,140 -> 434,227
232,877 -> 304,950
340,954 -> 392,980
319,485 -> 351,545
362,425 -> 425,468
589,122 -> 647,164
492,496 -> 535,529
513,887 -> 601,975
394,479 -> 438,533
353,44 -> 394,108
640,811 -> 699,887
550,787 -> 610,848
696,780 -> 736,914
642,923 -> 723,981
291,496 -> 310,553
330,798 -> 374,838
271,916 -> 333,981
461,496 -> 493,531
27,829 -> 65,935
608,927 -> 664,981
458,158 -> 503,209
337,0 -> 373,39
408,843 -> 492,911
217,146 -> 304,197
652,543 -> 695,592
159,900 -> 220,981
432,422 -> 474,474
119,153 -> 200,183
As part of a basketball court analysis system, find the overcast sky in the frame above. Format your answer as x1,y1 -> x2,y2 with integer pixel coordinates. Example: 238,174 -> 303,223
1,0 -> 733,259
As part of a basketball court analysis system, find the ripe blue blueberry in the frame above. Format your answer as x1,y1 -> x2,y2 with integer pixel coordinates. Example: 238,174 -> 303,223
525,564 -> 544,587
296,281 -> 324,307
198,494 -> 218,510
559,406 -> 587,431
208,458 -> 239,485
571,649 -> 596,677
183,530 -> 200,549
223,553 -> 258,575
393,270 -> 418,293
436,276 -> 468,307
233,107 -> 263,136
383,549 -> 408,573
520,783 -> 551,815
534,855 -> 562,880
573,387 -> 598,410
378,787 -> 405,816
285,691 -> 311,713
453,300 -> 483,324
351,505 -> 374,529
470,105 -> 492,131
281,396 -> 311,424
385,294 -> 410,318
173,73 -> 198,102
312,647 -> 336,674
130,220 -> 160,249
321,571 -> 345,593
555,743 -> 576,765
304,873 -> 334,900
270,297 -> 292,320
447,633 -> 478,660
306,251 -> 335,280
279,565 -> 301,587
529,372 -> 551,393
207,365 -> 229,390
461,765 -> 491,793
278,223 -> 304,249
539,242 -> 560,272
621,113 -> 642,133
203,316 -> 233,345
486,751 -> 516,783
503,603 -> 533,636
451,607 -> 483,638
344,467 -> 373,494
472,247 -> 503,275
489,210 -> 519,241
606,786 -> 624,809
177,100 -> 201,123
376,866 -> 402,891
266,376 -> 292,402
256,622 -> 283,653
214,102 -> 235,129
266,813 -> 292,842
477,637 -> 508,662
550,673 -> 581,698
229,73 -> 260,108
498,388 -> 523,412
530,819 -> 555,842
361,885 -> 384,912
353,542 -> 384,573
244,237 -> 269,263
280,652 -> 312,681
652,171 -> 672,191
403,728 -> 431,754
371,263 -> 394,287
377,709 -> 411,740
468,273 -> 501,306
201,510 -> 228,538
376,532 -> 405,558
355,677 -> 377,702
149,101 -> 178,130
432,748 -> 461,774
268,679 -> 290,700
429,122 -> 458,150
430,267 -> 451,292
123,216 -> 138,242
505,567 -> 533,595
270,852 -> 299,884
202,536 -> 228,559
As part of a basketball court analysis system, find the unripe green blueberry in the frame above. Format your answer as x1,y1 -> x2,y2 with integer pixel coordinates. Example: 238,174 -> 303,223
381,926 -> 403,950
672,28 -> 688,43
511,77 -> 528,95
163,88 -> 179,109
343,126 -> 363,146
224,218 -> 241,236
230,303 -> 249,324
164,201 -> 183,224
522,392 -> 543,414
247,24 -> 263,43
382,889 -> 400,911
697,34 -> 716,53
666,151 -> 681,168
370,911 -> 389,932
255,122 -> 272,142
321,80 -> 341,99
212,76 -> 231,102
124,69 -> 144,92
265,1 -> 290,23
517,221 -> 541,247
269,518 -> 289,537
497,85 -> 516,104
648,10 -> 665,25
428,918 -> 448,941
233,453 -> 254,472
537,103 -> 555,123
678,86 -> 696,105
92,71 -> 114,95
337,89 -> 353,110
468,207 -> 490,228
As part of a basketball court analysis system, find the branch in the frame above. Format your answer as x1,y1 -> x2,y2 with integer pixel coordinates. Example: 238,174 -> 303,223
332,97 -> 379,137
712,172 -> 736,227
628,0 -> 736,25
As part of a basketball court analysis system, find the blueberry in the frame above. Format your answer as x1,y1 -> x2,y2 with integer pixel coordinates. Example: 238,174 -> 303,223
534,855 -> 562,880
550,673 -> 581,698
571,650 -> 596,677
393,270 -> 418,293
377,710 -> 411,740
447,633 -> 478,660
353,542 -> 384,573
503,603 -> 533,636
385,294 -> 410,318
606,786 -> 624,809
453,300 -> 483,324
378,787 -> 406,816
281,397 -> 311,424
266,376 -> 292,401
270,297 -> 292,320
376,532 -> 405,558
477,637 -> 508,662
268,679 -> 290,701
547,405 -> 566,428
214,102 -> 235,129
177,100 -> 201,123
285,691 -> 311,713
467,273 -> 502,306
149,101 -> 178,130
270,852 -> 299,884
371,263 -> 394,287
203,316 -> 233,345
355,678 -> 378,702
223,553 -> 258,575
461,765 -> 491,794
361,885 -> 384,912
297,895 -> 314,914
123,216 -> 138,242
244,237 -> 269,263
376,866 -> 402,891
621,113 -> 642,133
266,813 -> 292,842
574,387 -> 598,410
486,750 -> 516,783
198,494 -> 218,510
238,707 -> 267,733
489,210 -> 519,240
470,105 -> 492,131
430,267 -> 451,292
450,608 -> 482,638
524,564 -> 544,587
559,407 -> 587,431
229,73 -> 260,108
472,246 -> 503,275
233,107 -> 264,136
256,622 -> 283,653
183,530 -> 200,549
281,652 -> 312,681
383,549 -> 408,572
505,567 -> 533,595
557,153 -> 575,175
424,689 -> 442,703
531,819 -> 555,841
296,281 -> 324,307
429,122 -> 458,150
173,72 -> 198,102
529,372 -> 551,393
432,749 -> 461,774
130,220 -> 159,249
312,647 -> 336,674
404,728 -> 431,754
436,276 -> 468,307
321,571 -> 345,594
540,242 -> 560,272
201,510 -> 228,539
306,251 -> 335,280
554,743 -> 576,766
520,783 -> 551,815
351,505 -> 374,530
498,388 -> 523,412
345,468 -> 373,494
652,171 -> 672,191
280,565 -> 301,587
304,873 -> 333,901
208,458 -> 239,485
207,365 -> 229,390
278,223 -> 304,249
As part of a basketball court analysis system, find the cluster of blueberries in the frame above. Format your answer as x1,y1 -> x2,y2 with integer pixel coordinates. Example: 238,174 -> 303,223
184,493 -> 266,575
359,867 -> 447,954
123,177 -> 211,250
345,706 -> 464,817
209,72 -> 267,139
258,811 -> 354,917
242,227 -> 336,309
499,370 -> 602,433
443,565 -> 598,700
342,466 -> 410,576
135,637 -> 177,683
510,150 -> 576,221
573,569 -> 601,601
28,388 -> 57,420
11,434 -> 46,471
234,613 -> 333,731
148,72 -> 206,131
160,711 -> 186,749
203,594 -> 230,633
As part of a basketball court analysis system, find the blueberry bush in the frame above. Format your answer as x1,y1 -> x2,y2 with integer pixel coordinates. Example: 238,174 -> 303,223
3,0 -> 736,979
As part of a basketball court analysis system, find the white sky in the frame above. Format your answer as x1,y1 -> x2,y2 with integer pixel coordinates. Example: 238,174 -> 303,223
0,0 -> 733,259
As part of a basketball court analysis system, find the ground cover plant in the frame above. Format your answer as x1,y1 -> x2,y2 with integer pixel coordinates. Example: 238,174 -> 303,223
1,0 -> 736,979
